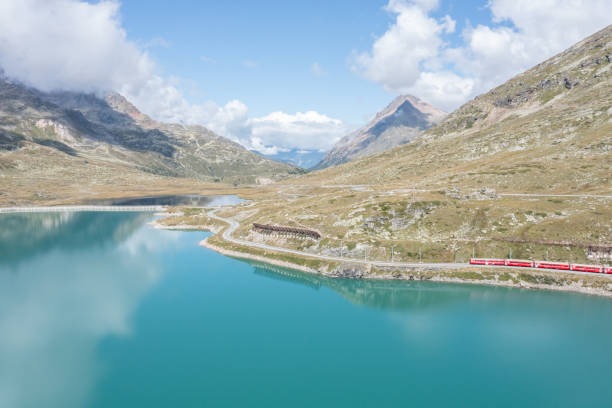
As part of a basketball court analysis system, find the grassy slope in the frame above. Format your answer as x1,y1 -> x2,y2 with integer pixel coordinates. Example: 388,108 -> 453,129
2,26 -> 610,270
206,26 -> 611,266
0,81 -> 301,203
301,25 -> 611,194
0,142 -> 241,206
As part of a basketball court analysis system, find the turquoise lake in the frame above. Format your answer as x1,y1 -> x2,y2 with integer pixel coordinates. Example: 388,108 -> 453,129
1,211 -> 611,407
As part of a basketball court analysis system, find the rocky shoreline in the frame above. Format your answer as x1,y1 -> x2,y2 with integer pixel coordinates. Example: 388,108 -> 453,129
200,238 -> 318,274
149,219 -> 223,234
199,236 -> 612,298
149,207 -> 612,298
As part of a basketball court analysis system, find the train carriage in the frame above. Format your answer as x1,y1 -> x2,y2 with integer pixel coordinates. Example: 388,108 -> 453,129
469,258 -> 609,275
570,264 -> 603,273
505,259 -> 534,268
536,261 -> 570,270
469,258 -> 506,265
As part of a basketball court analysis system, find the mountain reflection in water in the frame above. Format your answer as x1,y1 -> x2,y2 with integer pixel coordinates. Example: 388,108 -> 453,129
84,194 -> 244,207
0,212 -> 168,408
1,212 -> 612,408
0,212 -> 151,263
251,262 -> 471,311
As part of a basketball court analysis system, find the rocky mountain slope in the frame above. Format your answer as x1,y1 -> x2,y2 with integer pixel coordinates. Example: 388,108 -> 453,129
0,79 -> 301,185
216,25 -> 611,269
314,95 -> 445,169
305,25 -> 611,194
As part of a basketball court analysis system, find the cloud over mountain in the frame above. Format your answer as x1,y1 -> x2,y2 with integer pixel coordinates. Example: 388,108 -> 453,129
0,0 -> 154,94
354,0 -> 610,111
0,0 -> 345,153
249,111 -> 347,153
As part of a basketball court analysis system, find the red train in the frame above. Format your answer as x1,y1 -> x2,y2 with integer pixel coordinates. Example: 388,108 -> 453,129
469,258 -> 612,274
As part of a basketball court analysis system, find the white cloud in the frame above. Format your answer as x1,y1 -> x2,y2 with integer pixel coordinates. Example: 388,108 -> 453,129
0,0 -> 154,94
453,0 -> 611,93
410,71 -> 475,110
248,137 -> 284,155
312,62 -> 326,76
354,2 -> 451,92
204,100 -> 252,143
249,111 -> 349,152
355,0 -> 610,111
0,0 -> 344,155
199,56 -> 216,63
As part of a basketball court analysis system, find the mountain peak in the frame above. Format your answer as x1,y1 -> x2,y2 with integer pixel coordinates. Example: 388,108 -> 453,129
313,95 -> 446,169
105,92 -> 152,124
372,95 -> 445,125
306,24 -> 612,192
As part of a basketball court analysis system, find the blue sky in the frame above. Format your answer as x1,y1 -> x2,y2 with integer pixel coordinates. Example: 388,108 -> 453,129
119,0 -> 492,123
0,0 -> 608,153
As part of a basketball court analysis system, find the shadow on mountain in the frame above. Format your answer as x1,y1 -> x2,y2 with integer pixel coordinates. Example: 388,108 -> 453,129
247,261 -> 471,312
0,129 -> 24,151
82,194 -> 244,207
34,139 -> 78,156
48,92 -> 177,158
0,212 -> 150,264
369,100 -> 431,137
0,79 -> 176,158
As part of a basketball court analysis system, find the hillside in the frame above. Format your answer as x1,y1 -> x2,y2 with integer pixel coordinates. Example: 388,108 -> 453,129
206,25 -> 611,270
306,26 -> 611,192
0,78 -> 301,190
314,95 -> 445,169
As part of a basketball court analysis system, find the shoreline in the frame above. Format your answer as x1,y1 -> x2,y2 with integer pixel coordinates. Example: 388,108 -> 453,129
5,207 -> 611,298
0,205 -> 164,213
199,236 -> 612,298
200,238 -> 318,274
149,218 -> 224,234
195,209 -> 612,298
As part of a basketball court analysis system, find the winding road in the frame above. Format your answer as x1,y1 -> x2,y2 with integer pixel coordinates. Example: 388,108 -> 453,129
206,209 -> 605,276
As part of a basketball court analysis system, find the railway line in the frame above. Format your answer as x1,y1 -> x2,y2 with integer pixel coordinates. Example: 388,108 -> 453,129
2,204 -> 608,277
470,258 -> 611,274
207,210 -> 610,277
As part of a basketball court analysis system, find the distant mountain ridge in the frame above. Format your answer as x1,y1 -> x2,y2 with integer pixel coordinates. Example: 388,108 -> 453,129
314,95 -> 446,169
259,148 -> 326,169
0,78 -> 301,184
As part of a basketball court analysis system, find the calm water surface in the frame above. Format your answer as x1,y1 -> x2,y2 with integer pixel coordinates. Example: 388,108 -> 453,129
1,212 -> 611,407
84,194 -> 245,207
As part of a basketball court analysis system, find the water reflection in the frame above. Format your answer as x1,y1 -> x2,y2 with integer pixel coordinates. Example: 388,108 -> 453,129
2,213 -> 611,408
0,212 -> 150,263
251,262 -> 323,290
250,262 -> 470,311
0,212 -> 168,408
84,194 -> 244,207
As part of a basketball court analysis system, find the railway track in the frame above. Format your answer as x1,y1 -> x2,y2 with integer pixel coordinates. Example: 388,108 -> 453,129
206,209 -> 611,277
